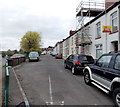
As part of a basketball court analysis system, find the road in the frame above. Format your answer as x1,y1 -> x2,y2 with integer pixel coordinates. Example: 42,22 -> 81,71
12,55 -> 114,105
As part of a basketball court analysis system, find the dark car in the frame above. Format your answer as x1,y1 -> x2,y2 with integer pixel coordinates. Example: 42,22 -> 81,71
64,54 -> 94,75
55,53 -> 62,59
83,52 -> 120,107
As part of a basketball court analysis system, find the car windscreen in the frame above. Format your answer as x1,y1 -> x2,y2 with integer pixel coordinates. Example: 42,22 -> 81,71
52,52 -> 57,55
57,53 -> 62,55
29,52 -> 39,57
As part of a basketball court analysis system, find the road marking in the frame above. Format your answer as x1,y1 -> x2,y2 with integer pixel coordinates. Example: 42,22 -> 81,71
49,75 -> 53,103
59,70 -> 63,72
13,65 -> 21,69
61,101 -> 64,105
46,75 -> 65,106
46,75 -> 53,105
12,68 -> 30,107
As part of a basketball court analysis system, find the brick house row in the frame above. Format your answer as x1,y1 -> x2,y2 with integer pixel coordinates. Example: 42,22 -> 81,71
53,0 -> 120,59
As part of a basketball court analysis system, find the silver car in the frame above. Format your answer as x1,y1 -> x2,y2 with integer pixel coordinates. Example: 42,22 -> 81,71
28,51 -> 39,62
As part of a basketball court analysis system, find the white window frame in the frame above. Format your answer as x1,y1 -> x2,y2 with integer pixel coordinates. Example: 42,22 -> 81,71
96,44 -> 103,58
111,11 -> 117,32
96,22 -> 101,38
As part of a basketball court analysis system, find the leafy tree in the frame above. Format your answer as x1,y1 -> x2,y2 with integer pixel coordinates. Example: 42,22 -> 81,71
19,48 -> 24,54
2,51 -> 6,57
20,31 -> 41,52
6,49 -> 14,56
13,50 -> 18,54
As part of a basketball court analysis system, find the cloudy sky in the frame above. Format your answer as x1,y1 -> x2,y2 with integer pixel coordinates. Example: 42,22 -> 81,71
0,0 -> 104,51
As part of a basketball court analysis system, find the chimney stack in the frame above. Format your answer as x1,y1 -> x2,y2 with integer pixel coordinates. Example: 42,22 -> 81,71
105,0 -> 119,9
69,30 -> 76,36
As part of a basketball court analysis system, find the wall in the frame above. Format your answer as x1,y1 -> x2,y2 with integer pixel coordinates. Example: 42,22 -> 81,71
69,35 -> 76,55
75,4 -> 119,59
87,5 -> 119,58
63,40 -> 66,59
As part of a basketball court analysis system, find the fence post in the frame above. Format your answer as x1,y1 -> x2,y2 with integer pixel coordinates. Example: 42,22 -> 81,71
5,60 -> 9,107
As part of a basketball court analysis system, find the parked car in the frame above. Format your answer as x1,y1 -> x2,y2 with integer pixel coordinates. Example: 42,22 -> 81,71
83,52 -> 120,107
41,51 -> 47,55
51,52 -> 57,56
10,54 -> 25,58
55,53 -> 62,59
64,54 -> 94,75
28,51 -> 39,62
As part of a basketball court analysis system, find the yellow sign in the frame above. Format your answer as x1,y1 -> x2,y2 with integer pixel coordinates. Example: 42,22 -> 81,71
102,26 -> 112,33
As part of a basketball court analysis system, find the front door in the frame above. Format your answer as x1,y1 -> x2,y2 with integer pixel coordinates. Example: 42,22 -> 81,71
91,55 -> 112,88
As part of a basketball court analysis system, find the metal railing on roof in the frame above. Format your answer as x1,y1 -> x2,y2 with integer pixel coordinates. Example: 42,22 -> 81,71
76,0 -> 105,14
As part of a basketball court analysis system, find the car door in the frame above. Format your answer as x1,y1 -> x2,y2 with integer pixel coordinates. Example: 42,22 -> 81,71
114,54 -> 120,76
91,55 -> 112,87
66,55 -> 73,68
105,55 -> 120,85
68,55 -> 74,69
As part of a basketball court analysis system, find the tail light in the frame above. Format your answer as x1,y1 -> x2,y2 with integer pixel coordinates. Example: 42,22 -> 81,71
75,61 -> 81,65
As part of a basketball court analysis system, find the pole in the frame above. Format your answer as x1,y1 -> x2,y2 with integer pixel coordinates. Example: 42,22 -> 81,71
118,3 -> 120,51
5,60 -> 9,107
105,7 -> 107,53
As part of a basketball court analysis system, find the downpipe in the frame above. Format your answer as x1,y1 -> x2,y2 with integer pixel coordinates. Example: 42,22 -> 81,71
118,2 -> 120,50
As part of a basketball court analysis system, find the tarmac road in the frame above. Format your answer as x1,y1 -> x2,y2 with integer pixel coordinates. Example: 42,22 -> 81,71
9,55 -> 114,106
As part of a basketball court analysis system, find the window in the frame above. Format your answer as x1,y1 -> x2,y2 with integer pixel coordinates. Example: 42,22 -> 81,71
97,55 -> 112,67
96,22 -> 101,38
115,55 -> 120,70
96,44 -> 103,58
78,56 -> 94,62
111,11 -> 117,32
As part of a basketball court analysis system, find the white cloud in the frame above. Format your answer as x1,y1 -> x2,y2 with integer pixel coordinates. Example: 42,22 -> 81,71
0,0 -> 104,51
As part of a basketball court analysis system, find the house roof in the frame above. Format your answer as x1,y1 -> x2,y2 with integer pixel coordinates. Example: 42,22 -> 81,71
54,1 -> 120,46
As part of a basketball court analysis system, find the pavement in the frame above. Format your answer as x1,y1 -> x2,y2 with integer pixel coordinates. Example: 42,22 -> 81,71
1,57 -> 25,106
9,55 -> 113,106
9,67 -> 24,105
0,56 -> 6,106
0,55 -> 2,106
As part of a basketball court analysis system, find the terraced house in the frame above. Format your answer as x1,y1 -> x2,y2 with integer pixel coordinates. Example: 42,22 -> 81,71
53,0 -> 120,59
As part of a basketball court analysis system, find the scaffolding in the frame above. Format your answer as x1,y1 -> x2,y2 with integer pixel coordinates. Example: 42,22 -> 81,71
75,0 -> 105,54
76,0 -> 105,29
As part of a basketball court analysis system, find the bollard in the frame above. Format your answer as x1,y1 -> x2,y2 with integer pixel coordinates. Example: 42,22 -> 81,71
5,61 -> 9,107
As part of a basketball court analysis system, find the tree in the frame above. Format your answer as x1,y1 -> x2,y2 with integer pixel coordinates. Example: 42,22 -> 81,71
20,31 -> 41,52
2,51 -> 6,57
13,50 -> 18,54
19,48 -> 24,54
6,49 -> 14,56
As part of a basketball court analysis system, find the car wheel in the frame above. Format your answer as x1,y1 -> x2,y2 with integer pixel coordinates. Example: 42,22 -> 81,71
84,71 -> 91,85
71,66 -> 76,75
64,63 -> 68,69
113,88 -> 120,107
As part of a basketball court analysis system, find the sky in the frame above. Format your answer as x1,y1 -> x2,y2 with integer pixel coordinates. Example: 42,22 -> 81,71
0,0 -> 104,51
